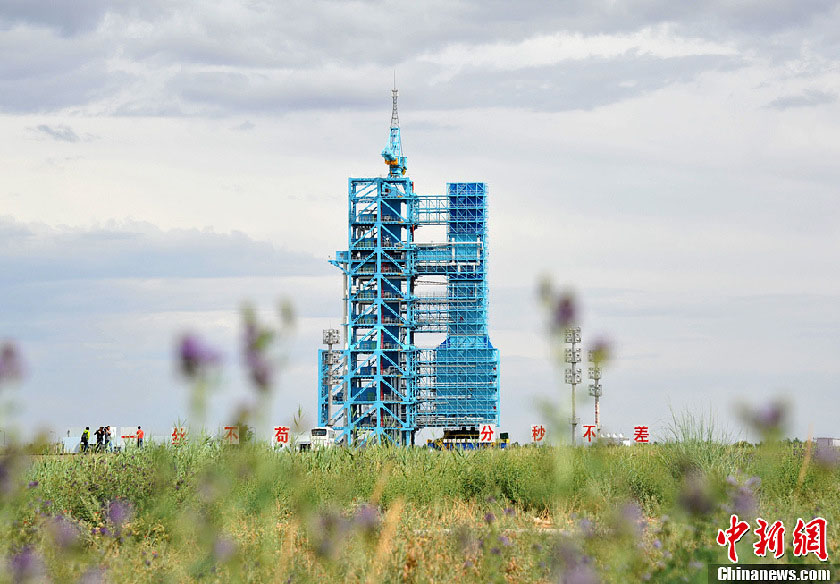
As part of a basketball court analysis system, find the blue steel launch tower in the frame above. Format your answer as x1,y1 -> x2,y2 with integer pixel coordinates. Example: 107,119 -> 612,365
317,89 -> 500,445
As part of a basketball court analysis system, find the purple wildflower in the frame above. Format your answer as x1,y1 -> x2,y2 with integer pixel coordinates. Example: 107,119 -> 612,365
313,509 -> 350,560
213,536 -> 237,563
49,516 -> 80,549
353,504 -> 381,533
579,518 -> 595,537
246,353 -> 272,392
564,563 -> 598,584
553,292 -> 577,329
484,512 -> 495,524
724,475 -> 759,516
498,535 -> 511,547
740,399 -> 787,436
0,342 -> 23,383
589,337 -> 612,365
178,334 -> 221,378
453,525 -> 478,554
678,471 -> 715,516
504,507 -> 515,517
814,440 -> 839,468
652,539 -> 662,549
732,487 -> 757,516
617,502 -> 645,537
78,567 -> 106,584
10,547 -> 45,583
242,313 -> 274,393
107,499 -> 132,527
27,481 -> 37,488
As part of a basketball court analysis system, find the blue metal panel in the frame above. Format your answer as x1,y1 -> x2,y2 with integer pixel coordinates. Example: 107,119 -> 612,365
318,94 -> 500,445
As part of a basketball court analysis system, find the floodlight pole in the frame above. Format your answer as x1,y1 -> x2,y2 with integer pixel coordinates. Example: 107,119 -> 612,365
564,327 -> 581,445
588,355 -> 603,434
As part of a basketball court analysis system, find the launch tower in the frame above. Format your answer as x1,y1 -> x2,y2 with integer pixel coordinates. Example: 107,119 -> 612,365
317,89 -> 500,445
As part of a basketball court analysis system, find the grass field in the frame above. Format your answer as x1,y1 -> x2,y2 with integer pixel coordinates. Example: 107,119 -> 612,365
1,438 -> 836,583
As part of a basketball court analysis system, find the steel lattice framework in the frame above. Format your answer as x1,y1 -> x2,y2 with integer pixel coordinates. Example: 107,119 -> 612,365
317,90 -> 500,445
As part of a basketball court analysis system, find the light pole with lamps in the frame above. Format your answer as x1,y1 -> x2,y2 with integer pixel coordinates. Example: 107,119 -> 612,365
564,327 -> 581,444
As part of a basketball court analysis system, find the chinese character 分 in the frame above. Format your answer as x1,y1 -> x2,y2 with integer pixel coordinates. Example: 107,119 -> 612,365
274,426 -> 290,444
717,514 -> 751,563
754,518 -> 786,559
633,426 -> 649,443
583,425 -> 596,443
531,425 -> 545,442
480,425 -> 494,442
793,517 -> 828,561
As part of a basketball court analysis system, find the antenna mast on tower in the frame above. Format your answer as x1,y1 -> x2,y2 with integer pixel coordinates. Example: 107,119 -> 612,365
382,74 -> 406,176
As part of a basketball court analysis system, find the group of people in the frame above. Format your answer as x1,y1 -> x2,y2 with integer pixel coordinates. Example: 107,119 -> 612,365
79,426 -> 144,453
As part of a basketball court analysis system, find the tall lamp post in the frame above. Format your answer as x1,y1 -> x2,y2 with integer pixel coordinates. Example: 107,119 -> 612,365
588,354 -> 603,434
564,327 -> 581,444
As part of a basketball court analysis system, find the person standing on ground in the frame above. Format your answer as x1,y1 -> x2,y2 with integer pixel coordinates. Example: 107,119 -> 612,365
81,427 -> 90,453
137,426 -> 144,448
95,426 -> 104,452
104,426 -> 112,452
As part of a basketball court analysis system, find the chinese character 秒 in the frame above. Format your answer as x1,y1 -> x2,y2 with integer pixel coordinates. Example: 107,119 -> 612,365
754,518 -> 786,559
792,517 -> 828,561
274,426 -> 290,444
717,514 -> 751,563
583,425 -> 596,443
531,425 -> 546,442
633,426 -> 649,443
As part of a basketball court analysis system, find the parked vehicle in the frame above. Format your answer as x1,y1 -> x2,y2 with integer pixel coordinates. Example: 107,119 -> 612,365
309,427 -> 340,449
426,428 -> 509,450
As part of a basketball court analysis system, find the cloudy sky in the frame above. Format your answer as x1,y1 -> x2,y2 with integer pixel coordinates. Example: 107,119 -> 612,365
1,1 -> 838,443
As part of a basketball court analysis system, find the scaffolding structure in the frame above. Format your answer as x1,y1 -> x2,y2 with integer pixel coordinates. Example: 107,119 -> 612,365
317,89 -> 500,445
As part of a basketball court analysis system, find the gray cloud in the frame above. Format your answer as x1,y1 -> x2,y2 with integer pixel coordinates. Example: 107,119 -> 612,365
34,124 -> 80,142
4,0 -> 836,42
0,23 -> 125,113
0,0 -> 111,36
422,54 -> 744,113
0,215 -> 340,437
0,217 -> 330,283
0,1 -> 837,115
765,89 -> 837,110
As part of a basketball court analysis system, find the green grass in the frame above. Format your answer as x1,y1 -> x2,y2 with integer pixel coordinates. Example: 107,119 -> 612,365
0,440 -> 836,583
